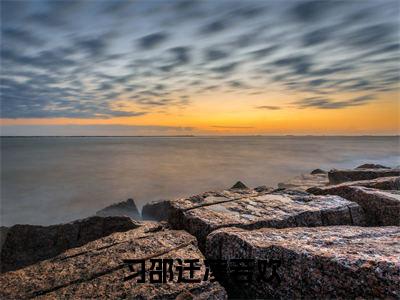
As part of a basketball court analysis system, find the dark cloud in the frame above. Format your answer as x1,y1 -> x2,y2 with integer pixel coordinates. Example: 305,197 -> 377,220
291,0 -> 336,22
347,23 -> 396,48
200,19 -> 228,35
273,55 -> 312,75
169,46 -> 191,65
138,32 -> 169,49
212,62 -> 238,73
75,37 -> 108,57
248,46 -> 278,59
204,48 -> 229,61
2,27 -> 45,46
302,28 -> 330,47
256,105 -> 281,110
294,95 -> 375,109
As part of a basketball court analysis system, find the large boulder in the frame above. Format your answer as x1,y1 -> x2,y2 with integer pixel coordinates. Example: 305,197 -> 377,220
308,185 -> 400,225
0,216 -> 140,273
142,199 -> 173,221
277,173 -> 328,191
328,168 -> 400,184
96,198 -> 140,219
206,226 -> 400,299
168,189 -> 365,247
0,222 -> 227,299
356,163 -> 390,169
308,176 -> 400,192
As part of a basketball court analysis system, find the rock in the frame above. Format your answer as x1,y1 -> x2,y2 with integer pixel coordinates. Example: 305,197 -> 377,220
96,198 -> 140,219
206,226 -> 400,299
230,181 -> 248,189
308,176 -> 400,192
328,168 -> 400,184
308,185 -> 400,225
277,173 -> 329,191
310,168 -> 327,174
142,199 -> 173,221
356,163 -> 390,169
0,222 -> 227,299
167,189 -> 365,247
253,185 -> 273,193
0,216 -> 140,273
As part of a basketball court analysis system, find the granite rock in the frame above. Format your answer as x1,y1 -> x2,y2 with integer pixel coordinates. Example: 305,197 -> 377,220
310,168 -> 327,174
0,216 -> 140,273
96,198 -> 140,219
230,181 -> 248,189
356,163 -> 390,169
328,168 -> 400,184
167,189 -> 365,246
206,226 -> 400,299
308,176 -> 400,192
0,222 -> 227,299
142,199 -> 173,221
308,185 -> 400,225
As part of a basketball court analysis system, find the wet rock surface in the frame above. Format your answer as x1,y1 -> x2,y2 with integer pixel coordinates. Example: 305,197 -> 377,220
0,222 -> 227,299
310,168 -> 327,174
356,163 -> 390,169
0,216 -> 140,273
168,189 -> 364,246
96,198 -> 140,219
308,185 -> 400,225
206,226 -> 400,299
328,168 -> 400,184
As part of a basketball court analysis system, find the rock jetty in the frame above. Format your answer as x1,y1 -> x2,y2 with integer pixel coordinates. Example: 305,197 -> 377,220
0,222 -> 227,299
206,226 -> 400,299
1,162 -> 399,299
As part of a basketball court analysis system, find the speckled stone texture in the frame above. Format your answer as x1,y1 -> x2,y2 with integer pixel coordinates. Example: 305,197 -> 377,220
1,216 -> 140,273
167,189 -> 365,246
328,168 -> 400,184
308,176 -> 400,192
206,226 -> 400,299
0,222 -> 227,300
308,185 -> 400,225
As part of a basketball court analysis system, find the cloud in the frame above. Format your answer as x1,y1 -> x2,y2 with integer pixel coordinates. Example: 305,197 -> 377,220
75,37 -> 108,57
212,62 -> 238,73
256,105 -> 281,110
2,27 -> 45,46
138,32 -> 169,49
200,19 -> 228,35
293,95 -> 375,109
273,55 -> 312,75
204,48 -> 229,61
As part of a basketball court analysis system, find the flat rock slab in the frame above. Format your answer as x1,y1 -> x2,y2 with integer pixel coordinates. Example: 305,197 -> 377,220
308,176 -> 400,192
168,189 -> 365,246
206,226 -> 400,299
277,173 -> 328,191
1,216 -> 140,273
328,168 -> 400,184
0,222 -> 227,299
308,185 -> 400,225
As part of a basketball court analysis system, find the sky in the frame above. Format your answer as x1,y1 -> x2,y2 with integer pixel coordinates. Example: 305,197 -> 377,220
1,0 -> 399,136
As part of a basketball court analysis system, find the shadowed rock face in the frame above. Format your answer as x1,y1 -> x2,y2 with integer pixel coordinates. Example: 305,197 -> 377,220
206,226 -> 400,299
0,222 -> 227,299
308,185 -> 400,225
310,168 -> 327,174
168,189 -> 365,246
142,199 -> 173,221
356,163 -> 390,169
328,168 -> 400,184
96,198 -> 140,219
0,216 -> 140,273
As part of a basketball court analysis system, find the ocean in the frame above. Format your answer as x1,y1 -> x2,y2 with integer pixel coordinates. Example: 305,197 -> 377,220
1,136 -> 399,226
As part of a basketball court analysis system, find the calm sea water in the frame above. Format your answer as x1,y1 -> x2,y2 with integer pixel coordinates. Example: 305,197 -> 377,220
1,136 -> 399,226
